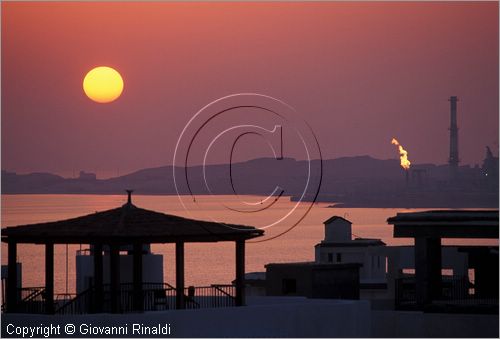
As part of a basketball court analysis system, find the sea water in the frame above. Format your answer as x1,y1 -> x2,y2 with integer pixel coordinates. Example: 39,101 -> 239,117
1,194 -> 496,294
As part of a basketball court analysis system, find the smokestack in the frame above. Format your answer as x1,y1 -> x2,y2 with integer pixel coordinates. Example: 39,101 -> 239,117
448,96 -> 459,180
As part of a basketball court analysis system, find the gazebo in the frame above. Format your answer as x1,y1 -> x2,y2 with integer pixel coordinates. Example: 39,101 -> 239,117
387,210 -> 498,311
2,191 -> 263,314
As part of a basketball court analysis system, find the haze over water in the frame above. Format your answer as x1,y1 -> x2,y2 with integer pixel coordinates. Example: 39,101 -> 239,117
1,194 -> 496,295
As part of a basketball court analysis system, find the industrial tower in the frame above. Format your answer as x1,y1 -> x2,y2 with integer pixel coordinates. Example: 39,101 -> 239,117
448,96 -> 459,180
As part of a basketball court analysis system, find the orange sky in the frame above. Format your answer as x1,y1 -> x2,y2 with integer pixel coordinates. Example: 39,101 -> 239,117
2,2 -> 498,178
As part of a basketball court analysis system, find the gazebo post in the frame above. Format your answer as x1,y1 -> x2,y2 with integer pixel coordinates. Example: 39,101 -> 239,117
110,244 -> 121,313
235,240 -> 245,306
93,243 -> 103,313
175,241 -> 185,309
415,236 -> 442,306
133,242 -> 143,312
7,240 -> 18,313
45,242 -> 55,314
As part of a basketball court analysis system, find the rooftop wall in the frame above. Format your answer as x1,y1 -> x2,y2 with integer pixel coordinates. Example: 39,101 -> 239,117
372,310 -> 499,337
1,297 -> 370,337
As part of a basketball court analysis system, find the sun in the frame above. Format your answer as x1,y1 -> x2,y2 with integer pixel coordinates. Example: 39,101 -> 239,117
83,66 -> 124,103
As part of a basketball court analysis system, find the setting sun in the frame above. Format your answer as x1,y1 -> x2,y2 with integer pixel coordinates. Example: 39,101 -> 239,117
83,66 -> 124,103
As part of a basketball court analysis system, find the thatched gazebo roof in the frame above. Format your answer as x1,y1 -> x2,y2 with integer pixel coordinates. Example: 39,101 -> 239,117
2,197 -> 263,244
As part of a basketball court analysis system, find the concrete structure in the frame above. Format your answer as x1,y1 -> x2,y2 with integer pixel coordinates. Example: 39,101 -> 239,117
315,216 -> 387,287
323,216 -> 352,242
75,245 -> 163,294
383,245 -> 471,305
265,262 -> 361,299
239,272 -> 266,297
387,210 -> 498,310
258,217 -> 376,300
262,217 -> 379,300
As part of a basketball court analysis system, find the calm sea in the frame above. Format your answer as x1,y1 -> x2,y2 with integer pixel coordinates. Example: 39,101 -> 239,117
1,194 -> 496,294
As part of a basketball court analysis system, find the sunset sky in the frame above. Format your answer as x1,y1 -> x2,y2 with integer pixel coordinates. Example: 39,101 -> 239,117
2,2 -> 498,178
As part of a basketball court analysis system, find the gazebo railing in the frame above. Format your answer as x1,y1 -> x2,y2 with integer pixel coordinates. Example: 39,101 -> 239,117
117,282 -> 177,312
5,283 -> 238,315
20,287 -> 45,302
51,282 -> 237,315
2,287 -> 46,314
185,284 -> 236,309
117,283 -> 236,312
56,288 -> 94,315
395,276 -> 499,313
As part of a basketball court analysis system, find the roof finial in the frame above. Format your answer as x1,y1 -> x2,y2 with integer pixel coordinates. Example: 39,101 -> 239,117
126,189 -> 134,205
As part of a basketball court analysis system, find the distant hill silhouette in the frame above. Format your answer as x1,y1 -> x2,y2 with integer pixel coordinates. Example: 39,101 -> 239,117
2,155 -> 498,208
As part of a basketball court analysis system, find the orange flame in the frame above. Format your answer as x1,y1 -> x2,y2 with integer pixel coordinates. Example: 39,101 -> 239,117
391,138 -> 411,170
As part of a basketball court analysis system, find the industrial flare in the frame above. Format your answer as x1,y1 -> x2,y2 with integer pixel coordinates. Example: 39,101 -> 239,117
391,138 -> 411,170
